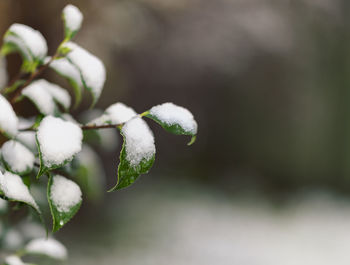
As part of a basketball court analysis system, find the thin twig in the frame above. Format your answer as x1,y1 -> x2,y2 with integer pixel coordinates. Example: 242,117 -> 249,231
80,123 -> 123,130
10,55 -> 58,104
19,123 -> 123,132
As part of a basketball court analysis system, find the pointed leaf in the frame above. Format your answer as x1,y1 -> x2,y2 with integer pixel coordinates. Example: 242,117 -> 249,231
109,117 -> 155,191
50,42 -> 106,106
47,174 -> 82,232
25,237 -> 68,260
88,102 -> 137,126
1,140 -> 35,175
49,57 -> 82,107
36,116 -> 83,178
2,24 -> 47,72
0,171 -> 40,214
0,94 -> 18,137
145,102 -> 198,144
62,4 -> 83,40
22,79 -> 71,115
4,255 -> 31,265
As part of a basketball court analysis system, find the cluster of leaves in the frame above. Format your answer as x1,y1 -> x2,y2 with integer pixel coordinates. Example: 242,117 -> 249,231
0,4 -> 197,265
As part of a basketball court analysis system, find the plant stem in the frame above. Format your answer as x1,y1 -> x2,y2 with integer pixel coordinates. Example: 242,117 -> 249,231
10,55 -> 58,104
81,123 -> 124,130
19,123 -> 123,132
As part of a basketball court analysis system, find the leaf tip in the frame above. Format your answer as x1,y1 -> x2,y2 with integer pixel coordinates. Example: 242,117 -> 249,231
187,135 -> 197,146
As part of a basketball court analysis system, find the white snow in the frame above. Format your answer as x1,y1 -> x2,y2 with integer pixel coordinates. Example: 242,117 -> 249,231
80,109 -> 119,151
18,117 -> 35,130
25,237 -> 68,260
63,4 -> 83,33
49,57 -> 83,87
50,175 -> 82,212
61,42 -> 106,102
1,140 -> 35,174
0,94 -> 18,137
22,80 -> 55,115
5,24 -> 47,60
44,80 -> 71,110
61,113 -> 78,124
106,102 -> 137,124
22,79 -> 71,114
149,102 -> 198,134
37,116 -> 83,167
16,131 -> 37,152
4,255 -> 26,265
89,102 -> 136,126
0,171 -> 39,212
121,117 -> 155,167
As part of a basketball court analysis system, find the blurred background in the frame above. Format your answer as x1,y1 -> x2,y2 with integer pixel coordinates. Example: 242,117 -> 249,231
2,0 -> 350,264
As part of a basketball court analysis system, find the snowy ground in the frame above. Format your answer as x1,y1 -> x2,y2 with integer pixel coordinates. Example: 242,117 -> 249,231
65,183 -> 350,265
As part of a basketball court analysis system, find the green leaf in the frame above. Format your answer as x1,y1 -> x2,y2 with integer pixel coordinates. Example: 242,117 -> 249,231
1,140 -> 35,175
35,116 -> 83,179
144,102 -> 198,145
0,171 -> 41,215
109,118 -> 156,191
47,174 -> 82,232
2,79 -> 25,95
3,255 -> 35,265
50,42 -> 106,107
24,237 -> 67,260
2,24 -> 47,73
0,94 -> 19,137
35,136 -> 75,179
62,4 -> 83,40
22,79 -> 71,115
49,57 -> 82,107
109,134 -> 155,191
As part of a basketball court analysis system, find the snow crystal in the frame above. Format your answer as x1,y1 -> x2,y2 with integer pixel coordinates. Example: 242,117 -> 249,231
62,42 -> 106,101
1,140 -> 35,174
16,131 -> 37,152
106,102 -> 137,124
49,57 -> 83,87
0,171 -> 39,212
50,175 -> 82,212
22,79 -> 71,114
44,81 -> 71,110
22,80 -> 55,115
89,102 -> 136,126
149,102 -> 198,134
5,24 -> 47,60
25,237 -> 67,260
0,94 -> 18,137
4,255 -> 26,265
37,116 -> 83,167
80,110 -> 119,151
63,4 -> 83,33
121,117 -> 155,166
